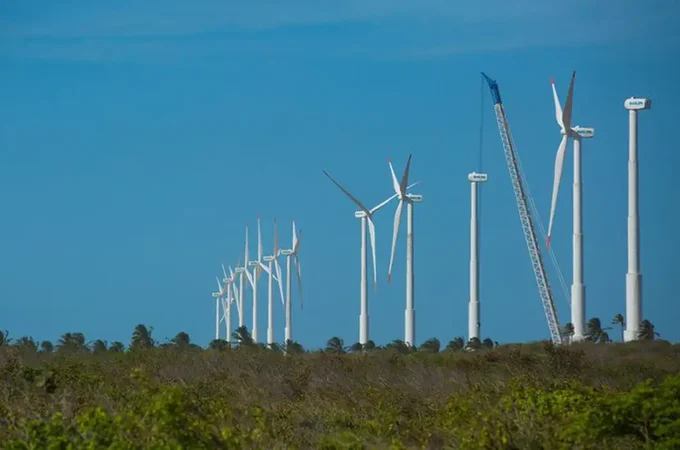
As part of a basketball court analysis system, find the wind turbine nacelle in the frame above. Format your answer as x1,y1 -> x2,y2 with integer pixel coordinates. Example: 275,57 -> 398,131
573,127 -> 595,138
355,211 -> 368,218
248,261 -> 260,267
468,172 -> 488,183
624,97 -> 651,110
212,292 -> 221,297
234,267 -> 246,273
280,249 -> 293,256
407,194 -> 423,202
263,255 -> 275,262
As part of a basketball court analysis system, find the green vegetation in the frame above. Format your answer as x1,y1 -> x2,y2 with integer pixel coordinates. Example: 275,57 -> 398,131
0,319 -> 677,449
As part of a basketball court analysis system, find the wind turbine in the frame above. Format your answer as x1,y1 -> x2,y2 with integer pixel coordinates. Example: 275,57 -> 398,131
212,278 -> 224,341
279,221 -> 302,345
623,96 -> 652,342
386,154 -> 423,348
322,169 -> 421,345
468,172 -> 487,342
258,218 -> 285,348
233,225 -> 250,328
245,218 -> 264,343
546,71 -> 595,342
221,265 -> 239,345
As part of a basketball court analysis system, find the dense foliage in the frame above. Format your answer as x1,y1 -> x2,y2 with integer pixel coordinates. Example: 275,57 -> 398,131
0,322 -> 678,449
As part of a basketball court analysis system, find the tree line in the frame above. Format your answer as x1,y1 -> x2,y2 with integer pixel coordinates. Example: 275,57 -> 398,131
0,314 -> 660,355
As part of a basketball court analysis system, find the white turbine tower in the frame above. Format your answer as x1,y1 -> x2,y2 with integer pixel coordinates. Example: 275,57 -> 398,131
246,218 -> 264,343
323,169 -> 421,345
546,71 -> 595,342
212,277 -> 224,340
221,265 -> 239,345
258,219 -> 285,348
468,171 -> 487,341
280,221 -> 302,345
233,226 -> 250,328
387,155 -> 423,348
623,96 -> 651,342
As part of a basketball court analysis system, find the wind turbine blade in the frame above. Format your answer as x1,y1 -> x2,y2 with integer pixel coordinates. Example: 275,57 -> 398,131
256,217 -> 263,280
369,180 -> 422,214
293,229 -> 301,254
294,255 -> 303,310
245,267 -> 254,288
244,225 -> 250,270
551,77 -> 564,129
547,135 -> 569,248
322,170 -> 372,216
399,154 -> 412,195
292,221 -> 297,252
216,277 -> 223,293
562,70 -> 575,132
273,218 -> 279,256
259,261 -> 272,276
229,266 -> 235,281
367,217 -> 377,291
274,258 -> 285,306
387,199 -> 404,283
221,264 -> 228,282
388,158 -> 401,195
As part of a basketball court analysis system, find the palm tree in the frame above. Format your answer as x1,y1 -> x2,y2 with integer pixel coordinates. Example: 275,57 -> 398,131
560,322 -> 575,343
348,342 -> 363,352
419,337 -> 440,353
130,324 -> 154,350
612,314 -> 625,342
40,340 -> 54,353
325,337 -> 346,354
231,326 -> 254,348
363,340 -> 376,351
108,341 -> 125,353
15,336 -> 37,352
638,320 -> 659,340
0,330 -> 9,347
386,339 -> 411,354
465,337 -> 482,351
172,331 -> 191,348
482,338 -> 494,349
209,339 -> 229,351
445,337 -> 465,351
284,339 -> 304,354
90,339 -> 108,353
57,332 -> 87,353
585,317 -> 612,343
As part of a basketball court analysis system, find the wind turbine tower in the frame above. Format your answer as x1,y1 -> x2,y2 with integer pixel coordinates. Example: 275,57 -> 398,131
259,219 -> 285,348
387,155 -> 423,348
547,71 -> 595,342
468,171 -> 487,341
623,96 -> 652,342
213,278 -> 224,340
280,221 -> 302,344
246,218 -> 264,343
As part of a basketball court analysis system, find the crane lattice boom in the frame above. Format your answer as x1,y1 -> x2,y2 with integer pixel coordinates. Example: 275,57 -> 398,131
482,73 -> 563,345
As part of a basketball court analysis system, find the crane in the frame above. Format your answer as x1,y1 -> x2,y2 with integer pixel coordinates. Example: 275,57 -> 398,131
481,72 -> 564,345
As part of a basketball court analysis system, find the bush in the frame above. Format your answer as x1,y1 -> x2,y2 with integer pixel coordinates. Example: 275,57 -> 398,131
0,341 -> 678,448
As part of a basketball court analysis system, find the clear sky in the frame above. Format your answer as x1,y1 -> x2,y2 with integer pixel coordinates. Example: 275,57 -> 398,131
1,1 -> 679,349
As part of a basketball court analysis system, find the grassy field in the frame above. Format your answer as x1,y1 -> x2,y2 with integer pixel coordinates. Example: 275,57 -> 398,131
1,334 -> 679,449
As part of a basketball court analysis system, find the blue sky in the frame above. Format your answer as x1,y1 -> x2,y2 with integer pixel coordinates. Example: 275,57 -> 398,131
1,1 -> 679,348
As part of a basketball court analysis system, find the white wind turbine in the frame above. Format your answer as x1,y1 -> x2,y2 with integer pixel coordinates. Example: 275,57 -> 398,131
323,169 -> 421,345
279,221 -> 302,345
233,226 -> 250,328
245,219 -> 264,343
387,154 -> 423,348
212,277 -> 224,341
220,265 -> 239,345
257,218 -> 286,348
546,71 -> 595,343
468,171 -> 488,342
